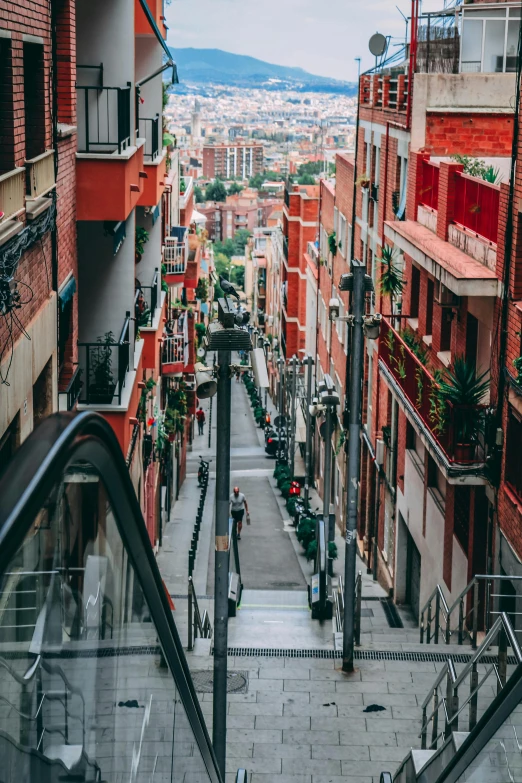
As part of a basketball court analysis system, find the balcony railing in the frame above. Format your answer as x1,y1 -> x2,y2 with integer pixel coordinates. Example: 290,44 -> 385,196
179,176 -> 193,210
453,172 -> 500,244
135,269 -> 159,328
59,366 -> 83,411
138,114 -> 160,161
420,159 -> 439,210
307,241 -> 319,266
26,150 -> 55,199
0,168 -> 25,222
379,318 -> 487,465
78,315 -> 131,405
359,73 -> 409,113
162,334 -> 184,365
163,237 -> 187,275
283,236 -> 289,261
76,85 -> 132,154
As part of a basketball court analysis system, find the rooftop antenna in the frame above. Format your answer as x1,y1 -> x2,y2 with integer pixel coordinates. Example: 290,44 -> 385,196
396,5 -> 409,48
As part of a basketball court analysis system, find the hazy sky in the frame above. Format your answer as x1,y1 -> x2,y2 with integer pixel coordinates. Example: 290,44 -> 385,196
165,0 -> 434,82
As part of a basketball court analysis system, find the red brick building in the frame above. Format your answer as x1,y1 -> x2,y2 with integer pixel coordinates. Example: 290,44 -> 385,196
203,142 -> 264,180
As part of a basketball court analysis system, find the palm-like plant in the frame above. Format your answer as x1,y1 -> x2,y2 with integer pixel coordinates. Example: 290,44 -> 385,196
380,245 -> 405,314
438,357 -> 490,445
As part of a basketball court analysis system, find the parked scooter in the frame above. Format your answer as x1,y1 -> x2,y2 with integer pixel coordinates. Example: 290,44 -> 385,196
198,456 -> 210,487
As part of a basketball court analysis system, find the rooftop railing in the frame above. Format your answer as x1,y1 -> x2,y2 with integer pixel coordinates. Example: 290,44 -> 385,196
379,317 -> 487,465
76,85 -> 132,154
420,159 -> 440,210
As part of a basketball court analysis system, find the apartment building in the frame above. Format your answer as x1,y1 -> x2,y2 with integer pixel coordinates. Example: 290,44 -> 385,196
203,142 -> 264,179
0,0 -> 77,465
198,191 -> 282,241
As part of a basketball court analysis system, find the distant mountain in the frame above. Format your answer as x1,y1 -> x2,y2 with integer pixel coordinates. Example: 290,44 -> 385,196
169,48 -> 356,95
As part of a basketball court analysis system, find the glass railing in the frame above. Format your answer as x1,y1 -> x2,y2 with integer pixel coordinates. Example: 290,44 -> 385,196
0,412 -> 224,783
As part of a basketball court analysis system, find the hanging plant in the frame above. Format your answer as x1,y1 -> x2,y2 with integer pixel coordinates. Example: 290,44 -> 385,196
328,231 -> 337,256
135,227 -> 150,262
356,173 -> 371,189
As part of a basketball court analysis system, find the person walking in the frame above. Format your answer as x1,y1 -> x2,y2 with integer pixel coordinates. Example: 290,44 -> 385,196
229,486 -> 249,540
196,406 -> 205,436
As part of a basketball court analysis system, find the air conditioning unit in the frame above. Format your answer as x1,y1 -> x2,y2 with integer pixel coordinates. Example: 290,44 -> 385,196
434,280 -> 459,308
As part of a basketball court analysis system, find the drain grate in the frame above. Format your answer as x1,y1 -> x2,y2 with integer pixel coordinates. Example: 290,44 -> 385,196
171,594 -> 214,600
192,670 -> 248,694
380,598 -> 404,628
224,647 -> 518,664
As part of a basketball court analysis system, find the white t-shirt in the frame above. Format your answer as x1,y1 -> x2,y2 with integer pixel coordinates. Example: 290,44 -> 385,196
230,492 -> 246,512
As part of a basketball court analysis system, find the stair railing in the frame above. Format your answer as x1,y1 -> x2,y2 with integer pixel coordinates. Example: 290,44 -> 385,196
187,576 -> 212,652
420,611 -> 522,751
420,573 -> 522,648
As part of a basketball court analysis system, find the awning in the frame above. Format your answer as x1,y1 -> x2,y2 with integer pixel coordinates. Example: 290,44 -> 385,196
151,204 -> 160,225
138,0 -> 179,85
191,209 -> 207,225
58,275 -> 76,308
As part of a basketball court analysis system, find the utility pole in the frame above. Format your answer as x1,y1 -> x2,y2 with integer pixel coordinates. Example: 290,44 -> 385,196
212,347 -> 231,777
303,355 -> 314,506
342,261 -> 367,673
289,355 -> 298,477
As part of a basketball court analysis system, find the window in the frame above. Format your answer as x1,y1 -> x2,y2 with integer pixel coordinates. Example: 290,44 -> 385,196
411,266 -> 420,319
506,410 -> 522,501
454,486 -> 470,553
460,7 -> 521,73
426,278 -> 434,336
0,39 -> 14,174
23,42 -> 46,160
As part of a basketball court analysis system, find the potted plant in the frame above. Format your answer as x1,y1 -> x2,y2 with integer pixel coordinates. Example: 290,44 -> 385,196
380,246 -> 405,316
135,227 -> 149,263
328,231 -> 337,256
180,177 -> 186,195
437,357 -> 490,461
89,332 -> 115,404
356,173 -> 371,189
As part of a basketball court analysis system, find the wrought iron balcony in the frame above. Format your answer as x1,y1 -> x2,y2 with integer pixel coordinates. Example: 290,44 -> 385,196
77,315 -> 131,405
161,334 -> 185,373
138,114 -> 160,161
76,85 -> 132,154
135,269 -> 159,328
378,317 -> 487,467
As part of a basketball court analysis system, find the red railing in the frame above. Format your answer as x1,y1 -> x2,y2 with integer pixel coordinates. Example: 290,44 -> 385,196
379,318 -> 486,464
420,159 -> 439,210
453,172 -> 499,245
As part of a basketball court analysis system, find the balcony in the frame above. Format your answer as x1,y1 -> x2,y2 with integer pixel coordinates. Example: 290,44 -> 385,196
163,228 -> 188,284
76,85 -> 144,221
179,176 -> 193,211
378,318 -> 487,472
0,168 -> 25,244
306,241 -> 319,267
161,334 -> 185,375
419,159 -> 439,211
25,150 -> 56,219
58,366 -> 83,412
77,315 -> 132,406
453,173 -> 499,245
135,270 -> 159,329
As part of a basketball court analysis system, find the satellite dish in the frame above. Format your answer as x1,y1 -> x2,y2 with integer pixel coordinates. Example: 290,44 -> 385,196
369,32 -> 387,58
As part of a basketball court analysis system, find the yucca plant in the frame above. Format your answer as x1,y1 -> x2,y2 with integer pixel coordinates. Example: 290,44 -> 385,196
438,356 -> 490,446
380,245 -> 405,314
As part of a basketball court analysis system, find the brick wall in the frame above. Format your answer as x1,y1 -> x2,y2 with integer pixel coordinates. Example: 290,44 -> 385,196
425,113 -> 514,157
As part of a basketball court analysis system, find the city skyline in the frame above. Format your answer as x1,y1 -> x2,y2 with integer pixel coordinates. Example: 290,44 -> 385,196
165,0 -> 442,82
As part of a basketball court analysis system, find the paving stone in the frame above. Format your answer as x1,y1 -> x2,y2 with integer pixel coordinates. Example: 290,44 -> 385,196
334,680 -> 388,694
227,716 -> 256,729
385,661 -> 436,673
312,777 -> 373,783
309,669 -> 355,681
229,703 -> 284,716
395,732 -> 422,746
227,729 -> 282,744
250,678 -> 286,691
255,716 -> 311,731
340,760 -> 394,776
391,705 -> 422,720
226,757 -> 282,774
310,692 -> 363,706
283,680 -> 336,693
310,717 -> 364,732
226,742 -> 254,758
283,703 -> 338,717
340,731 -> 398,746
259,667 -> 311,680
312,744 -> 370,761
365,718 -> 421,733
282,759 -> 342,776
283,658 -> 335,669
283,730 -> 340,746
360,670 -> 413,682
252,775 -> 311,783
254,743 -> 311,759
362,693 -> 418,707
370,746 -> 414,762
256,691 -> 311,704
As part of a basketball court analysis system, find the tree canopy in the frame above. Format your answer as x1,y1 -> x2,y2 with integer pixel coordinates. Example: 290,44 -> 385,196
228,182 -> 244,195
205,179 -> 227,202
297,174 -> 316,185
193,184 -> 205,203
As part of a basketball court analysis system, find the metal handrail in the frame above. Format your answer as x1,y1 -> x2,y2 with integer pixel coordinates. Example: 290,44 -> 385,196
187,576 -> 212,651
420,612 -> 521,750
420,573 -> 522,648
334,571 -> 361,644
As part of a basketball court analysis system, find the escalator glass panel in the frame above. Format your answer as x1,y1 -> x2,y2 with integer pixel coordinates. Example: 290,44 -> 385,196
0,456 -> 213,783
